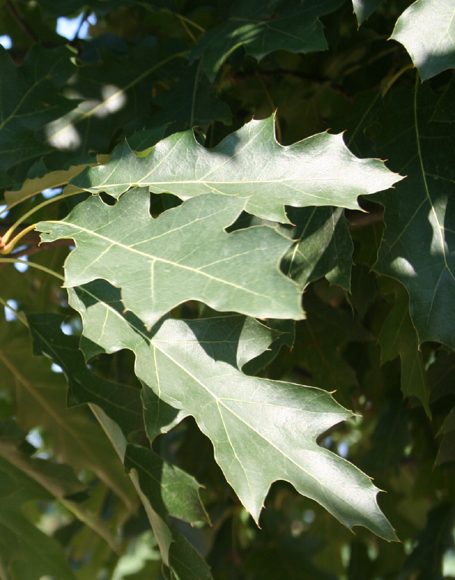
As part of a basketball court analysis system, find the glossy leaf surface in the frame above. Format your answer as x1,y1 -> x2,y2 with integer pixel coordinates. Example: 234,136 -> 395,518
38,189 -> 303,327
391,0 -> 455,80
66,281 -> 397,540
73,116 -> 402,222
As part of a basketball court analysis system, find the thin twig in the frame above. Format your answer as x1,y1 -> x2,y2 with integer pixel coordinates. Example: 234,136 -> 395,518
6,0 -> 39,43
0,237 -> 71,268
348,209 -> 384,229
72,10 -> 90,42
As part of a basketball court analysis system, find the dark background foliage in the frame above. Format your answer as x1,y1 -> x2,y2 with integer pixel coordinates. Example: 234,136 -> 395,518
0,0 -> 454,578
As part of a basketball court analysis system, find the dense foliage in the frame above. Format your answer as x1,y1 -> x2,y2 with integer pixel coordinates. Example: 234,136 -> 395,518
0,0 -> 454,578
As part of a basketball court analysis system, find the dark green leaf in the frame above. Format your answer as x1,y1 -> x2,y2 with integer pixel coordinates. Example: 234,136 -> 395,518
378,283 -> 429,414
0,457 -> 76,580
0,321 -> 136,510
285,207 -> 353,290
150,62 -> 232,132
125,444 -> 209,525
295,291 -> 369,390
371,82 -> 455,348
191,0 -> 343,80
0,46 -> 74,185
27,313 -> 143,436
436,406 -> 455,464
402,503 -> 455,579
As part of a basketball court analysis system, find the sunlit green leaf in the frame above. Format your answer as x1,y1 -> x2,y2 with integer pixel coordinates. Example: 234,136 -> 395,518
391,0 -> 455,81
67,281 -> 397,540
351,0 -> 382,24
72,116 -> 402,223
38,189 -> 303,327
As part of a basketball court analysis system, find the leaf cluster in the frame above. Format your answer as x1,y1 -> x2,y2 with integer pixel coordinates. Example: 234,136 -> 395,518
0,0 -> 454,578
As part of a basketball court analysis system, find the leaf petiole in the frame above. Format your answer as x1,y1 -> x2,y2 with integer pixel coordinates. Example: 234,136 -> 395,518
0,223 -> 38,255
1,189 -> 85,246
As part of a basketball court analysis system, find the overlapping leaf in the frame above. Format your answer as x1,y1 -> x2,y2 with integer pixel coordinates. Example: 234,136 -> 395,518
0,422 -> 85,501
149,62 -> 232,133
28,313 -> 143,436
41,41 -> 187,161
295,291 -> 368,390
377,282 -> 429,414
73,115 -> 402,223
391,0 -> 455,81
0,456 -> 76,580
371,82 -> 455,348
402,504 -> 455,578
0,321 -> 136,509
66,280 -> 397,540
436,407 -> 455,464
85,399 -> 213,579
191,0 -> 342,80
38,189 -> 303,327
352,0 -> 382,24
27,313 -> 209,526
0,45 -> 74,187
0,420 -> 81,579
284,207 -> 353,290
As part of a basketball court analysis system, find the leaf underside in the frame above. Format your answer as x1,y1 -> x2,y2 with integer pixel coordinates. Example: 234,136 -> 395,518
38,188 -> 303,328
66,280 -> 397,541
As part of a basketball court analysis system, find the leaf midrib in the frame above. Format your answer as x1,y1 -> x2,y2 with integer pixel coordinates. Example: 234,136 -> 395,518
155,342 -> 357,518
53,221 -> 275,300
413,77 -> 455,290
76,287 -> 374,530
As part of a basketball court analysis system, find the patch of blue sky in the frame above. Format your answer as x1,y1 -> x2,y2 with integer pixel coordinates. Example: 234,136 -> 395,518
61,321 -> 74,335
57,13 -> 96,41
4,299 -> 18,322
0,35 -> 12,49
337,441 -> 349,458
14,254 -> 29,273
42,187 -> 62,199
51,362 -> 64,373
26,428 -> 44,449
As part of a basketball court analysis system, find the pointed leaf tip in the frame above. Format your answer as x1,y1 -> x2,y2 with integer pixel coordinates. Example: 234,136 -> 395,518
72,116 -> 402,223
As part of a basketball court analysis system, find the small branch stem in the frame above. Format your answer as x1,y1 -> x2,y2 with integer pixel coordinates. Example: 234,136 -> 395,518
1,190 -> 84,245
72,10 -> 90,42
348,209 -> 384,229
176,13 -> 205,33
177,15 -> 197,43
0,258 -> 64,280
1,224 -> 37,254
